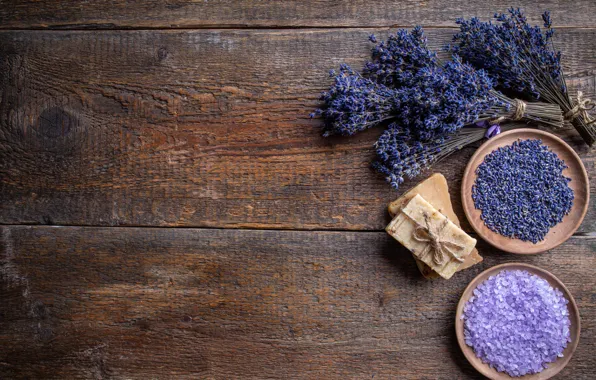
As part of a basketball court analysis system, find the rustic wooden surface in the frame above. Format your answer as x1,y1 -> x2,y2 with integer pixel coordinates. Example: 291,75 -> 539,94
1,227 -> 595,379
0,29 -> 594,231
1,1 -> 596,28
0,1 -> 595,379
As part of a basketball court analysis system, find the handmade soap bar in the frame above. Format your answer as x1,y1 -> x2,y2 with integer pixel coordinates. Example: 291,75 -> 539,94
387,194 -> 477,279
388,173 -> 482,279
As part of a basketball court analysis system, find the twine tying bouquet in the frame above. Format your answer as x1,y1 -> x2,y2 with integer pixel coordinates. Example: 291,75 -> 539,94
565,91 -> 596,126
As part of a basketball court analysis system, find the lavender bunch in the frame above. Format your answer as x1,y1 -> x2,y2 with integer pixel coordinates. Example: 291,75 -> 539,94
451,8 -> 596,146
373,124 -> 515,189
313,56 -> 503,140
312,26 -> 564,190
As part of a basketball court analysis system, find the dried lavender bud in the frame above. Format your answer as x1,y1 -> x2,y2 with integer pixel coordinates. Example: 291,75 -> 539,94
472,139 -> 573,243
463,270 -> 571,377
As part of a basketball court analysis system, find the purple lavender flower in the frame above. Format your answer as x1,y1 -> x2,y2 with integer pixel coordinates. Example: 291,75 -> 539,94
364,26 -> 438,87
313,64 -> 399,137
315,28 -> 505,140
373,124 -> 503,189
451,8 -> 563,100
451,9 -> 596,146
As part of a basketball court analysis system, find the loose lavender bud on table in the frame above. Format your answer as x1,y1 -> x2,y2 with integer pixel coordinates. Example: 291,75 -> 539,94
472,139 -> 573,243
463,270 -> 571,377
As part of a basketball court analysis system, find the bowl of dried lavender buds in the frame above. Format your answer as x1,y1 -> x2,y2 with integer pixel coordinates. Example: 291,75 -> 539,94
461,129 -> 589,254
456,263 -> 580,379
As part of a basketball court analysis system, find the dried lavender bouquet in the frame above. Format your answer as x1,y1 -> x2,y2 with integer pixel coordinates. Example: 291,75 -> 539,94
451,8 -> 596,146
373,124 -> 517,189
312,27 -> 563,189
363,28 -> 563,138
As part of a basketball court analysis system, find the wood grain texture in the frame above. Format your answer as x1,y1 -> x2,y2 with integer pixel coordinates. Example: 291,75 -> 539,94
1,1 -> 596,29
1,28 -> 594,231
0,226 -> 594,379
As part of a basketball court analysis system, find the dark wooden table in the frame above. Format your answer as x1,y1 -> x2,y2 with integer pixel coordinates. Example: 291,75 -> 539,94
1,1 -> 595,379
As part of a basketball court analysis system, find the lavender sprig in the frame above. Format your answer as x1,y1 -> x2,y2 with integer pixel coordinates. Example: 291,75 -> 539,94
451,8 -> 596,146
373,124 -> 516,189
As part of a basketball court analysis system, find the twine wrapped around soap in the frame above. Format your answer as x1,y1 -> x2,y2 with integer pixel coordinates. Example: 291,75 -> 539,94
565,91 -> 596,126
412,212 -> 466,266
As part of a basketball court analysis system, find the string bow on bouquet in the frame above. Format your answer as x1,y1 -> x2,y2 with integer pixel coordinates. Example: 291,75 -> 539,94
312,26 -> 564,189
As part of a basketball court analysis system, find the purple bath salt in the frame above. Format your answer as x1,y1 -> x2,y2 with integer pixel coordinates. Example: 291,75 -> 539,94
462,270 -> 571,377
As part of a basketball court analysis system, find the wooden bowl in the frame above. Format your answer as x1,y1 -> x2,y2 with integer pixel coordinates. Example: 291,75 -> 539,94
455,263 -> 581,380
461,129 -> 589,254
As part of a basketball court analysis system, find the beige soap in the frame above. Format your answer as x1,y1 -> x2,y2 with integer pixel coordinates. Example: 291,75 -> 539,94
387,173 -> 482,279
386,194 -> 477,279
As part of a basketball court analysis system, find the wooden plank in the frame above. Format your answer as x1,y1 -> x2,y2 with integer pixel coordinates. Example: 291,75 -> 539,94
1,1 -> 596,29
0,226 -> 594,379
1,29 -> 595,230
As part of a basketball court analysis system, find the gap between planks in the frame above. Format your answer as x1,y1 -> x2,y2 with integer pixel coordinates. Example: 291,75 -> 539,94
1,223 -> 595,238
2,26 -> 596,32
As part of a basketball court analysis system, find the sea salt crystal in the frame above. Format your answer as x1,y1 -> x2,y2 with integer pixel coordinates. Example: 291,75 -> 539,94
463,270 -> 571,377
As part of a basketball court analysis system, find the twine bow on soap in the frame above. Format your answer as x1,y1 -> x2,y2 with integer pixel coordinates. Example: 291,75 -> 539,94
565,91 -> 596,126
412,213 -> 465,266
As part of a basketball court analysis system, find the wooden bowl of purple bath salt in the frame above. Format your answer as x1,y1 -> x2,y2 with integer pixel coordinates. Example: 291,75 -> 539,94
456,263 -> 580,379
462,129 -> 589,254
